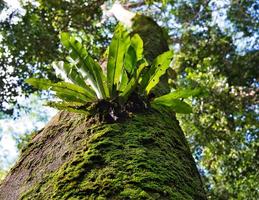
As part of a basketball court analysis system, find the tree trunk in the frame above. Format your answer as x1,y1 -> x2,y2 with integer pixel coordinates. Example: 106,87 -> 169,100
0,9 -> 206,199
0,110 -> 206,199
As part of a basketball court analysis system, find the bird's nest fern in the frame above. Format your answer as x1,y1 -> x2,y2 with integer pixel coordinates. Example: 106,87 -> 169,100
26,24 -> 200,123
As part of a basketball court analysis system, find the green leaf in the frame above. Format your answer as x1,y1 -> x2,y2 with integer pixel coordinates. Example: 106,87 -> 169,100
54,81 -> 95,102
25,78 -> 52,90
118,70 -> 129,93
26,78 -> 95,102
46,101 -> 89,114
77,54 -> 108,99
130,34 -> 144,61
53,61 -> 96,99
124,34 -> 144,77
153,88 -> 201,102
60,32 -> 108,99
119,59 -> 148,103
107,24 -> 131,96
150,88 -> 201,114
145,50 -> 174,94
55,91 -> 90,103
151,99 -> 192,114
60,32 -> 70,48
124,46 -> 137,75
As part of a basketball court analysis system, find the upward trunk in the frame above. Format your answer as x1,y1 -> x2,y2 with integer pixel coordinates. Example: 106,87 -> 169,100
0,10 -> 206,199
0,110 -> 206,199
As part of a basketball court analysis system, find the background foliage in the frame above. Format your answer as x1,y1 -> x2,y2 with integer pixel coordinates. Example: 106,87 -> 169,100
0,0 -> 258,199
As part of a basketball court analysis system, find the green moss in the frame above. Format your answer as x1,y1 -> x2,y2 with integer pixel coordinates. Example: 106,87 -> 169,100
20,111 -> 206,200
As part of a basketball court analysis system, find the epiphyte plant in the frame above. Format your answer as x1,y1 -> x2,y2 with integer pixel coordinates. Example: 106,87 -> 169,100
26,24 -> 200,121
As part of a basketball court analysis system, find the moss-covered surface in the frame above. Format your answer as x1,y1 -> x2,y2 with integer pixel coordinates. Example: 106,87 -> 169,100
16,110 -> 205,200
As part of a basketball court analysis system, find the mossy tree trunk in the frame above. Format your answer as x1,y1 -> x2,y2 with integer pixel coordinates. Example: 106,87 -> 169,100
0,12 -> 206,199
0,110 -> 206,199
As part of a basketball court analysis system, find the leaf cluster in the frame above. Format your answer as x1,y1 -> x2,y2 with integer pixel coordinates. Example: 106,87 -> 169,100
26,24 -> 199,122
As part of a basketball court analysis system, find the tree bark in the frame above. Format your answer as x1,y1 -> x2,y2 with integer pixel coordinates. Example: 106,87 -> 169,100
0,110 -> 206,199
0,11 -> 206,199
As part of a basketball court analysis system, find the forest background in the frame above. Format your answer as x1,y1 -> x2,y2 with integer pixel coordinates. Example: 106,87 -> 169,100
0,0 -> 258,199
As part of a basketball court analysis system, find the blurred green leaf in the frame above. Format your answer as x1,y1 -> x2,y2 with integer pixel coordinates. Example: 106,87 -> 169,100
152,99 -> 192,114
145,50 -> 173,94
107,24 -> 131,95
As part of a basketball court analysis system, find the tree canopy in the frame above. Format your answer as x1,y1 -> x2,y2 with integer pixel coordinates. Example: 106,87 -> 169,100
0,0 -> 258,199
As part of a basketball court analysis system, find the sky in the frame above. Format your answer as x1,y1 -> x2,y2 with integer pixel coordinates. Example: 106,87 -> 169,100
0,0 -> 49,170
3,0 -> 19,8
0,0 -> 23,23
0,94 -> 57,170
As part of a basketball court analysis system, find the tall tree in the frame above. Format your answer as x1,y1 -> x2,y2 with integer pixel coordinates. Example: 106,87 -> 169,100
0,4 -> 206,199
0,0 -> 258,199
